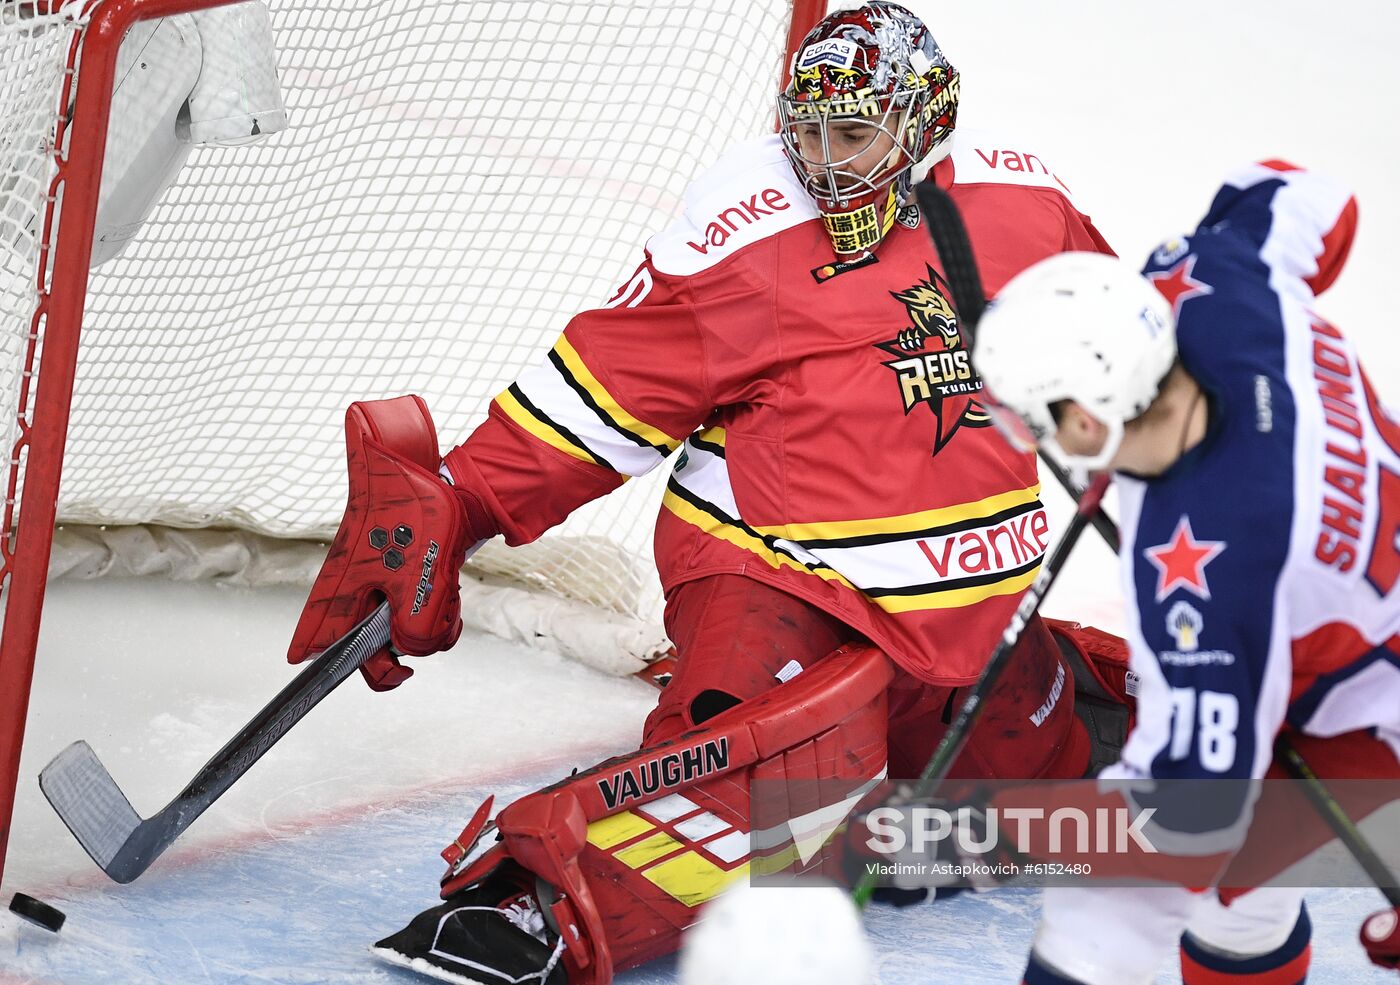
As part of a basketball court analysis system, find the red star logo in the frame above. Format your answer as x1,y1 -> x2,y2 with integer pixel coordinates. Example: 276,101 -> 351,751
1143,516 -> 1225,602
1147,255 -> 1213,319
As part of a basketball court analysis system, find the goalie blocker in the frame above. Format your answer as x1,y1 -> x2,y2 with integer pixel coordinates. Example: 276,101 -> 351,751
287,396 -> 498,690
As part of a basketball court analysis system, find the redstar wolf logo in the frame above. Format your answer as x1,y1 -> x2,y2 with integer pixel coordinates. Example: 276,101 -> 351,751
874,265 -> 991,455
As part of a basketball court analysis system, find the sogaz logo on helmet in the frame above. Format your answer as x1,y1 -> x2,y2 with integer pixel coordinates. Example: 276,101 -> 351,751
798,38 -> 857,70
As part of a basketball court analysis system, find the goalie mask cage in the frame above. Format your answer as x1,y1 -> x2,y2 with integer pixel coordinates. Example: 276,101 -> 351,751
0,0 -> 826,884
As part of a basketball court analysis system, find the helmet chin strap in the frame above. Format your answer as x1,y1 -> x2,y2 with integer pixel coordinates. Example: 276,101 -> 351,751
1050,374 -> 1202,483
1045,417 -> 1124,487
1176,380 -> 1206,462
906,135 -> 955,193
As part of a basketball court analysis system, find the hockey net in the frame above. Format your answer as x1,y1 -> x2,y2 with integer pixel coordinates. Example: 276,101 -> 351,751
0,0 -> 824,879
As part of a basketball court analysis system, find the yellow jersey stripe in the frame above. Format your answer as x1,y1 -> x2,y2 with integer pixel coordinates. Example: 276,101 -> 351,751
661,487 -> 860,593
553,336 -> 680,453
749,484 -> 1042,542
495,386 -> 610,469
695,427 -> 726,448
868,564 -> 1040,612
665,483 -> 1042,609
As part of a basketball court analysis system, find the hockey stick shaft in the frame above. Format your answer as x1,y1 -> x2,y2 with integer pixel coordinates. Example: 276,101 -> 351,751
852,473 -> 1111,907
913,180 -> 1121,553
40,601 -> 391,883
853,180 -> 1117,907
1275,735 -> 1400,906
913,471 -> 1111,795
913,178 -> 1400,902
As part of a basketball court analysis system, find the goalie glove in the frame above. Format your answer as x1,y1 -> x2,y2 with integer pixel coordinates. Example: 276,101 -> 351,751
288,395 -> 498,690
845,785 -> 1016,905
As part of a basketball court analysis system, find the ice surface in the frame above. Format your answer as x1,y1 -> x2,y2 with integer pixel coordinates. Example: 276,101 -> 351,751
1,593 -> 1392,984
6,0 -> 1400,981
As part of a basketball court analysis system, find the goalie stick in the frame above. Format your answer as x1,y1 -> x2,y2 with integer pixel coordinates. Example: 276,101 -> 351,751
39,601 -> 391,884
914,179 -> 1124,553
909,179 -> 1400,905
852,470 -> 1113,907
1276,736 -> 1400,906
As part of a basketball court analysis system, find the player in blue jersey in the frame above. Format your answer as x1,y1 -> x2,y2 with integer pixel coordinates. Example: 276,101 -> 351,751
973,162 -> 1400,982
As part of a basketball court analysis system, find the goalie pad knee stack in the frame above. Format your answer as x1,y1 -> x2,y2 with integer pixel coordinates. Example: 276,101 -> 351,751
1044,620 -> 1136,776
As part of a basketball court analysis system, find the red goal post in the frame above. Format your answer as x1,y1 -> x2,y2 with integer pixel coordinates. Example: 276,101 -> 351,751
0,0 -> 826,886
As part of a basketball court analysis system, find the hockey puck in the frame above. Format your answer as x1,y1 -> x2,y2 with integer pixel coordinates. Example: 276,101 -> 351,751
9,892 -> 65,932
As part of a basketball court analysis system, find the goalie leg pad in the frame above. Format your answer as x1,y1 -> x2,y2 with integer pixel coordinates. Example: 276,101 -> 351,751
391,643 -> 894,985
650,578 -> 1105,782
1046,619 -> 1136,776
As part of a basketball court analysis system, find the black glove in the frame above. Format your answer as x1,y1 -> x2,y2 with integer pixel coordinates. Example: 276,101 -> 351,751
843,784 -> 1016,906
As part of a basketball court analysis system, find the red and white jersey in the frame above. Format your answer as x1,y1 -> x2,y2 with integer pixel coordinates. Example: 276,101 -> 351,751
445,127 -> 1112,684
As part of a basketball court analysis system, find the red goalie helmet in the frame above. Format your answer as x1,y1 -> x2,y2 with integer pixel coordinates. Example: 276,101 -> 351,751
779,2 -> 959,256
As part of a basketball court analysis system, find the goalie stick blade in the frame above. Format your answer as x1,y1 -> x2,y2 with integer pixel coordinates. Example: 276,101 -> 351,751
37,603 -> 393,884
39,741 -> 143,876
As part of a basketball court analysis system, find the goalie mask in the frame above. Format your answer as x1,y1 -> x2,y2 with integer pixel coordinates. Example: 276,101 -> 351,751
779,2 -> 959,256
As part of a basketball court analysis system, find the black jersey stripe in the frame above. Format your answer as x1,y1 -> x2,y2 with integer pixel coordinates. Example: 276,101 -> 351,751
861,557 -> 1042,598
686,433 -> 727,459
546,350 -> 674,456
665,477 -> 835,573
786,499 -> 1045,550
508,383 -> 616,472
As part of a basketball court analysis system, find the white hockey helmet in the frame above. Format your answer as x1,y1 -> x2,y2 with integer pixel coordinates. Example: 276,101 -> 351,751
973,251 -> 1177,473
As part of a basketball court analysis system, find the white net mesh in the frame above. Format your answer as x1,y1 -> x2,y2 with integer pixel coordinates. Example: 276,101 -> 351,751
0,0 -> 87,578
1,0 -> 803,634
